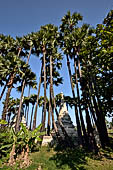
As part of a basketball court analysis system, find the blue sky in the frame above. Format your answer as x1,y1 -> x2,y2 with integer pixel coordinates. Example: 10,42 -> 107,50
0,0 -> 112,37
0,0 -> 112,125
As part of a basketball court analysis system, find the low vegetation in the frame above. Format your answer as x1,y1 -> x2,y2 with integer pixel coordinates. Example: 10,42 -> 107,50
0,126 -> 113,170
0,141 -> 113,170
0,123 -> 44,169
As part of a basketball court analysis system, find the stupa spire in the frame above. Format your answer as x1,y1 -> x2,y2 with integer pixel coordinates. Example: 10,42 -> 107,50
59,92 -> 68,118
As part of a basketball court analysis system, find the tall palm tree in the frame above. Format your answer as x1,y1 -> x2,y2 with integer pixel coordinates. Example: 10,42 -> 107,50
42,45 -> 47,131
15,35 -> 35,131
28,94 -> 37,130
75,44 -> 98,150
79,31 -> 109,148
66,54 -> 83,145
15,46 -> 34,131
1,49 -> 21,120
32,64 -> 43,130
60,11 -> 84,145
60,11 -> 99,150
0,35 -> 22,101
32,25 -> 63,131
73,57 -> 89,146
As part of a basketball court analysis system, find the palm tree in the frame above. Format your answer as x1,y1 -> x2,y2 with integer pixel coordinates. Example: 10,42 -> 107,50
60,11 -> 99,150
28,94 -> 37,130
73,57 -> 89,146
78,24 -> 109,148
30,29 -> 47,131
66,53 -> 83,145
60,11 -> 84,145
15,34 -> 35,131
32,64 -> 43,130
15,49 -> 37,131
42,45 -> 47,131
1,49 -> 22,120
32,25 -> 63,132
0,35 -> 23,101
23,96 -> 30,125
0,35 -> 33,122
74,35 -> 98,150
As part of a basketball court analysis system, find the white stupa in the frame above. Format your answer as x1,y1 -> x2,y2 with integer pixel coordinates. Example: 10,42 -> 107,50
56,93 -> 78,144
42,93 -> 78,146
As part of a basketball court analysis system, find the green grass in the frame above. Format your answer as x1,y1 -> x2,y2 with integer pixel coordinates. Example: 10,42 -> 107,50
84,157 -> 113,170
0,145 -> 113,170
0,135 -> 113,170
108,128 -> 113,138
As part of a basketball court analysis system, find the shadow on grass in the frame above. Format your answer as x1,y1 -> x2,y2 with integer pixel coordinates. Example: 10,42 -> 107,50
84,136 -> 113,161
50,146 -> 87,170
109,136 -> 113,150
98,137 -> 113,161
50,136 -> 113,170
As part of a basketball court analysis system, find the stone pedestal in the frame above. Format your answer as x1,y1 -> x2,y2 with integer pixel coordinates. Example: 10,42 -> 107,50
42,135 -> 53,146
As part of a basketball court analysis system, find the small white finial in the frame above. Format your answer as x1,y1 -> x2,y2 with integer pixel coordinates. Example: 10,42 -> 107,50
60,92 -> 64,98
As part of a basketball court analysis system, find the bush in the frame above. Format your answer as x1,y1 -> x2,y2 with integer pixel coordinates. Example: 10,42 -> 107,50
0,127 -> 13,163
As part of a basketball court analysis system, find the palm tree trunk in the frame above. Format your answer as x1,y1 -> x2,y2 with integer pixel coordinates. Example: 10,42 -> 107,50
47,55 -> 53,136
29,104 -> 35,130
50,102 -> 58,132
16,47 -> 32,131
74,57 -> 88,146
41,105 -> 44,125
87,92 -> 97,127
2,72 -> 15,120
77,51 -> 98,151
89,79 -> 109,148
84,89 -> 98,151
92,78 -> 109,145
85,102 -> 98,152
66,54 -> 83,145
47,94 -> 51,136
1,49 -> 21,120
50,56 -> 72,147
32,64 -> 43,130
25,105 -> 27,119
42,46 -> 46,131
49,57 -> 58,133
0,76 -> 11,101
26,106 -> 29,126
26,86 -> 30,126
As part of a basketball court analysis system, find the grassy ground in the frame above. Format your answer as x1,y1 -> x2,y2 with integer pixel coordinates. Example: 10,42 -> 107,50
0,145 -> 113,170
0,131 -> 113,170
